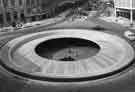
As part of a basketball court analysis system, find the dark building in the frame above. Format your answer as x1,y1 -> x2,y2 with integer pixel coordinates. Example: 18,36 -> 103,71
0,0 -> 85,27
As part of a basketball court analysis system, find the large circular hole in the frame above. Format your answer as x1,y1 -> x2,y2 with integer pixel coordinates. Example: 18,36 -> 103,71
35,38 -> 100,61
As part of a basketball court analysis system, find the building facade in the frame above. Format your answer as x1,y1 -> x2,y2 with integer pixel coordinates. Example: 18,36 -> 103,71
0,0 -> 84,27
114,0 -> 135,24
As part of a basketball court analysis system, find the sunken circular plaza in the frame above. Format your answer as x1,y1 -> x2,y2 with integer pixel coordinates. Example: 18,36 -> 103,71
35,38 -> 100,61
0,29 -> 134,81
1,29 -> 134,79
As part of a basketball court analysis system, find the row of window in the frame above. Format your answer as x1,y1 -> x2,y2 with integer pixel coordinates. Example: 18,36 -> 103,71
0,0 -> 86,27
117,10 -> 135,20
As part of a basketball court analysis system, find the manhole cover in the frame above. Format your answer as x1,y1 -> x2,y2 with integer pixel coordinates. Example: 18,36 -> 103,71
0,29 -> 134,81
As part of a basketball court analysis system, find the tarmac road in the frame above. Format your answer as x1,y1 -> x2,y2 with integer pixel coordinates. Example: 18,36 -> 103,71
0,17 -> 135,92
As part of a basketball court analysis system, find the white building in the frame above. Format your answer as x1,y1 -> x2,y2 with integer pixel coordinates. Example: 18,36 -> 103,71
114,0 -> 135,24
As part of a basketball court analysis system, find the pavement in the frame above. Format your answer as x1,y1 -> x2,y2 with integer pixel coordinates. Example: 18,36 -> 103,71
0,15 -> 132,45
0,14 -> 135,92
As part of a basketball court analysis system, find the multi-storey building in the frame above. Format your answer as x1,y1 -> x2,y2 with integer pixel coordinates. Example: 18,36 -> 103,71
114,0 -> 135,24
0,0 -> 85,27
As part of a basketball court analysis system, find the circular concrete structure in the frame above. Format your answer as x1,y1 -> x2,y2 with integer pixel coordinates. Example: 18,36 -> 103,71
0,29 -> 134,82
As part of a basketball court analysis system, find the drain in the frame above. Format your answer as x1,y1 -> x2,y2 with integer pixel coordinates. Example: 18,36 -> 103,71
59,56 -> 75,61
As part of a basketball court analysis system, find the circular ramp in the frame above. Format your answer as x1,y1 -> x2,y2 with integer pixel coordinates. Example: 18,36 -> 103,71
0,29 -> 134,82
